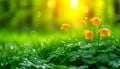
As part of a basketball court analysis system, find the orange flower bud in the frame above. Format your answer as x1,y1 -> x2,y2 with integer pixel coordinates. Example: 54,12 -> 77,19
61,23 -> 71,31
84,30 -> 94,40
90,17 -> 101,26
99,28 -> 111,38
80,20 -> 87,27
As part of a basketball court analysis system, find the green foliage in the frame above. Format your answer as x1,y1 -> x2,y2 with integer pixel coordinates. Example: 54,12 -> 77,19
0,0 -> 120,69
0,34 -> 120,69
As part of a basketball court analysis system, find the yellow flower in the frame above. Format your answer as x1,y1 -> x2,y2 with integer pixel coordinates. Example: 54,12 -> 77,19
61,23 -> 71,31
90,17 -> 101,26
84,30 -> 94,40
99,28 -> 111,38
80,20 -> 87,27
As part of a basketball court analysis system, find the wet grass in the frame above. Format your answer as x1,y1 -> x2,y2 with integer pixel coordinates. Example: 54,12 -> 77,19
0,27 -> 120,69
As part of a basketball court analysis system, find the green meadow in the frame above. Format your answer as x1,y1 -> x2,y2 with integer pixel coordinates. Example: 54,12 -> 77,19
0,0 -> 120,69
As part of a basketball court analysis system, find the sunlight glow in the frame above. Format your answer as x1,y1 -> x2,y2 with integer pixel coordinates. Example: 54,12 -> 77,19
70,0 -> 79,10
47,0 -> 56,9
46,0 -> 90,23
82,6 -> 89,13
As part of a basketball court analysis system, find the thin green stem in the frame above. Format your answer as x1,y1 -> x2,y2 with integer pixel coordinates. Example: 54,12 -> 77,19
98,34 -> 100,46
93,26 -> 96,47
98,24 -> 102,46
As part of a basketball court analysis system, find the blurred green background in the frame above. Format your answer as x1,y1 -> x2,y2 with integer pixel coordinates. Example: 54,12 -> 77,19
0,0 -> 120,32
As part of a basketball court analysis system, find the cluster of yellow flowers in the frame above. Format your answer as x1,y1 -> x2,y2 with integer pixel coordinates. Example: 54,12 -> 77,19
60,17 -> 111,40
83,17 -> 111,40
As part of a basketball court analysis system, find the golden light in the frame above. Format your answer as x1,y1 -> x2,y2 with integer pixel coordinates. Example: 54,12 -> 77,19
70,0 -> 79,10
47,0 -> 56,9
82,6 -> 89,14
46,0 -> 91,26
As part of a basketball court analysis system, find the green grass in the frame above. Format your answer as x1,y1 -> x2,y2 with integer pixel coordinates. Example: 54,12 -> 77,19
0,27 -> 120,69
